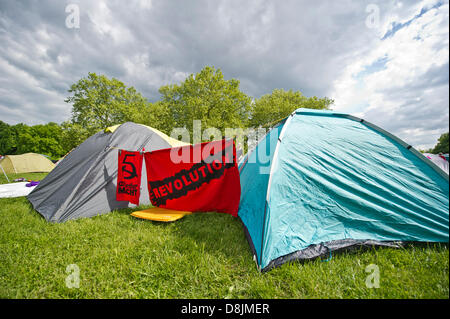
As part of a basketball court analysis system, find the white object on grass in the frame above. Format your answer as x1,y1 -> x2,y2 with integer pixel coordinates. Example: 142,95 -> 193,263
0,182 -> 36,198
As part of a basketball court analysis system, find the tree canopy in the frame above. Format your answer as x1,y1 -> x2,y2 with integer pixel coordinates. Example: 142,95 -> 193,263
430,132 -> 449,154
249,89 -> 334,128
158,66 -> 252,140
0,120 -> 17,155
0,121 -> 65,160
1,66 -> 338,156
65,72 -> 150,136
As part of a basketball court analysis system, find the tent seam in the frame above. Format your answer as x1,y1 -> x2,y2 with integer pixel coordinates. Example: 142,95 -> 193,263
12,158 -> 17,174
260,110 -> 296,268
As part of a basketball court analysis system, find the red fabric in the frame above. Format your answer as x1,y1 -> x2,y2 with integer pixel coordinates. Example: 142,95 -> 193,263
116,150 -> 143,205
144,139 -> 241,216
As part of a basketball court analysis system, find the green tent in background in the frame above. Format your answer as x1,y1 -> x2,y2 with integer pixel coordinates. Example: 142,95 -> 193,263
0,153 -> 55,174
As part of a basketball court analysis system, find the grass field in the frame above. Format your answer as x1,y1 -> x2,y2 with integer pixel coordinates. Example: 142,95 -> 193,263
0,173 -> 448,299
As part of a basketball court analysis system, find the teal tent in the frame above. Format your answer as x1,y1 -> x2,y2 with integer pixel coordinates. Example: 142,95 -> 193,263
238,108 -> 449,272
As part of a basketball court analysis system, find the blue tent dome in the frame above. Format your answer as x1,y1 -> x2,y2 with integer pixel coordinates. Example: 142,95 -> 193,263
238,108 -> 449,272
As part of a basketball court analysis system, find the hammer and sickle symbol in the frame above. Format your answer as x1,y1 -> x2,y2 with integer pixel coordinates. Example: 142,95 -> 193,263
122,154 -> 138,180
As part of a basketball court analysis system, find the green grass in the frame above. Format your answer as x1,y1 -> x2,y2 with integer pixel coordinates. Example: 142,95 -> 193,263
0,172 -> 48,185
0,173 -> 448,299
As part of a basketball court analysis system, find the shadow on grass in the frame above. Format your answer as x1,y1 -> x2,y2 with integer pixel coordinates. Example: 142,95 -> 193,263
23,199 -> 448,273
117,206 -> 253,262
273,241 -> 449,272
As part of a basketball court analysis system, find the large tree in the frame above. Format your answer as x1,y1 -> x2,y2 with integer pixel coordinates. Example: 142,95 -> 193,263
65,73 -> 150,136
158,66 -> 252,140
59,121 -> 90,155
249,89 -> 334,128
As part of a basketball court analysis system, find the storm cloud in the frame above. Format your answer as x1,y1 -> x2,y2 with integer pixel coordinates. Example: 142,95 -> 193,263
0,0 -> 448,149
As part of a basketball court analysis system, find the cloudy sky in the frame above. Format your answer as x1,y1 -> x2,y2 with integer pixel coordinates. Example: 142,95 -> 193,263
0,0 -> 448,149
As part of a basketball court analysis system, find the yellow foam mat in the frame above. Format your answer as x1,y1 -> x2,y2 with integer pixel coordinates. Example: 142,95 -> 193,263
131,207 -> 192,222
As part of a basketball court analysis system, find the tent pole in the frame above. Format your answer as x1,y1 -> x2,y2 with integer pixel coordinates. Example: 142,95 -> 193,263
0,163 -> 10,183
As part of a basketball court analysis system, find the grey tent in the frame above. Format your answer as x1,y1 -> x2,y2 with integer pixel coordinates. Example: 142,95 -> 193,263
27,122 -> 188,223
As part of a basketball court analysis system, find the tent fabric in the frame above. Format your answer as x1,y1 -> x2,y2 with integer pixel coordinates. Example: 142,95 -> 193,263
0,182 -> 37,198
144,139 -> 241,216
27,122 -> 188,223
238,108 -> 449,272
105,123 -> 188,148
0,153 -> 55,174
116,150 -> 144,205
422,153 -> 449,175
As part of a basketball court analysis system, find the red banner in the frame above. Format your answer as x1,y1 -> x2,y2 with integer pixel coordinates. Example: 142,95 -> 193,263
116,150 -> 143,205
144,139 -> 241,216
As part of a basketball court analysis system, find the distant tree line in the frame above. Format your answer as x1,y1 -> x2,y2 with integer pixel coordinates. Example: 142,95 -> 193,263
423,132 -> 449,154
0,121 -> 66,160
0,66 -> 333,158
1,65 -> 446,159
